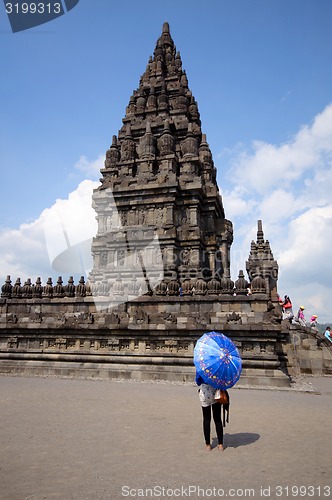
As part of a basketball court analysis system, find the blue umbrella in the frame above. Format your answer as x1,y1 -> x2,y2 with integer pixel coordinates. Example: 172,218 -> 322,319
194,331 -> 242,389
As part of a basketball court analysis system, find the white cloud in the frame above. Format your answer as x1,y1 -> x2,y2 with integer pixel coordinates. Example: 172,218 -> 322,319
0,179 -> 99,286
225,103 -> 332,323
222,187 -> 257,219
44,179 -> 99,270
278,205 -> 332,286
230,103 -> 332,195
259,189 -> 298,224
74,154 -> 104,180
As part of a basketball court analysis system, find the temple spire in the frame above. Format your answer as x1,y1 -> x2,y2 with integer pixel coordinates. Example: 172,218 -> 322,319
257,220 -> 264,244
92,22 -> 232,285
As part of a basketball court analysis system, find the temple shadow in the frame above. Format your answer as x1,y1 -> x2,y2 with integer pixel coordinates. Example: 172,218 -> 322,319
219,432 -> 260,448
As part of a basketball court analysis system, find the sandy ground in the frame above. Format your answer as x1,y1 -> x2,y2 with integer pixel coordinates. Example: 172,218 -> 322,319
0,375 -> 331,500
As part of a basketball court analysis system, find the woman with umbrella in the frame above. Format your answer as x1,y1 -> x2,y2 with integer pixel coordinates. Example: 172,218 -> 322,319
195,371 -> 225,451
194,331 -> 242,452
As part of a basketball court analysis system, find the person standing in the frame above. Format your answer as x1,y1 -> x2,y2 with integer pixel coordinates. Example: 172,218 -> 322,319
196,372 -> 224,451
296,306 -> 307,327
325,326 -> 332,343
310,315 -> 318,328
282,295 -> 294,322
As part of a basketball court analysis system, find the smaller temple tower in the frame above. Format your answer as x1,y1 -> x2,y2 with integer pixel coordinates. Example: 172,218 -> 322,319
246,220 -> 279,301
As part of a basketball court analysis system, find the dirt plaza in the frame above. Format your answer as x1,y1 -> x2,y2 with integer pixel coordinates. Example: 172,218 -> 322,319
0,375 -> 331,500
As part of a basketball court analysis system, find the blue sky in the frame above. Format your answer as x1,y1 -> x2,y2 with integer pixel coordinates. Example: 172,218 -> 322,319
1,0 -> 332,322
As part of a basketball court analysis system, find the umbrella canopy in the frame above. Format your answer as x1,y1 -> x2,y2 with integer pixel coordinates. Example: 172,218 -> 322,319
194,331 -> 242,389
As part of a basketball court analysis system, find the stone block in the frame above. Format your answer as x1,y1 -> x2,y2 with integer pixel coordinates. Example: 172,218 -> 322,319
302,339 -> 311,350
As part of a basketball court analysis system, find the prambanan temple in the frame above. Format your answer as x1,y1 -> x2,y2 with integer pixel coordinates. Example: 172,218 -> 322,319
1,24 -> 330,384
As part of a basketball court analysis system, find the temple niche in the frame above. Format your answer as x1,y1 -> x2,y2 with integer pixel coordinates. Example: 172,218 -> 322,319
90,22 -> 234,295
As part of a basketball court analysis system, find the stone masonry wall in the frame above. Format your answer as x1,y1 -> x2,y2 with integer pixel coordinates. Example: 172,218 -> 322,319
0,293 -> 290,386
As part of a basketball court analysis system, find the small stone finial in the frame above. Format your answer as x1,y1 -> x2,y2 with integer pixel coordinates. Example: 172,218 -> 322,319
12,278 -> 22,298
125,123 -> 132,138
121,124 -> 136,162
158,119 -> 175,156
257,220 -> 264,243
160,21 -> 173,48
180,71 -> 188,88
146,87 -> 157,110
22,278 -> 33,298
43,277 -> 53,298
175,51 -> 182,70
65,276 -> 75,297
234,270 -> 249,295
181,123 -> 198,158
138,121 -> 156,159
32,277 -> 43,298
1,275 -> 12,298
162,21 -> 170,34
54,276 -> 65,297
157,83 -> 169,111
76,276 -> 87,298
105,135 -> 121,168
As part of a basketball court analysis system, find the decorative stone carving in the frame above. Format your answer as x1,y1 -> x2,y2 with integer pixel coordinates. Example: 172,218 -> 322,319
105,135 -> 120,168
220,272 -> 234,295
54,276 -> 65,297
121,124 -> 136,161
188,96 -> 199,122
160,21 -> 172,47
128,276 -> 140,296
251,274 -> 266,294
157,83 -> 169,111
181,123 -> 198,157
155,279 -> 168,295
167,279 -> 180,296
234,270 -> 249,295
199,134 -> 212,165
138,121 -> 156,159
22,278 -> 33,298
113,275 -> 124,296
175,51 -> 182,71
12,278 -> 22,298
158,119 -> 174,156
194,277 -> 207,295
126,95 -> 136,116
176,85 -> 188,113
99,280 -> 110,296
65,277 -> 75,297
1,275 -> 12,298
43,278 -> 53,298
131,309 -> 149,325
227,312 -> 241,324
146,86 -> 157,112
32,277 -> 43,298
182,279 -> 192,295
76,276 -> 87,298
136,93 -> 146,114
180,71 -> 188,88
207,276 -> 221,295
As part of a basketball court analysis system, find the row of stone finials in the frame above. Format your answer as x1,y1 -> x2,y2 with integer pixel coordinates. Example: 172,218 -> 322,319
0,272 -> 267,299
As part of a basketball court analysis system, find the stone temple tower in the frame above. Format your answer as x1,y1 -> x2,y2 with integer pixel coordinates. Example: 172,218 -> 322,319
90,22 -> 233,293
